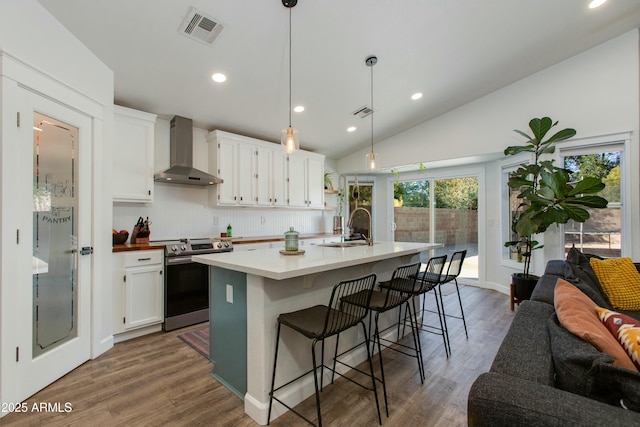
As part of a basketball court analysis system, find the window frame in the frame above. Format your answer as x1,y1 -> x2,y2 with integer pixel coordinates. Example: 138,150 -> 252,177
556,132 -> 631,258
500,155 -> 530,269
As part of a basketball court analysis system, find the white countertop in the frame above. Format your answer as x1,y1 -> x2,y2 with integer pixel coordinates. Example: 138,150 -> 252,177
192,241 -> 441,280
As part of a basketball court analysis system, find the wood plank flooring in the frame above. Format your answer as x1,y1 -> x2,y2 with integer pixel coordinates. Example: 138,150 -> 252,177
2,285 -> 514,427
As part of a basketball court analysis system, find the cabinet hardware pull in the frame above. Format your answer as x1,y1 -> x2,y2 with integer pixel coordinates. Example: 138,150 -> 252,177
138,257 -> 151,261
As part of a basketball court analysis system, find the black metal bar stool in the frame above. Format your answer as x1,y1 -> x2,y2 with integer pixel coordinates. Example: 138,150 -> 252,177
380,255 -> 449,357
413,254 -> 450,356
438,250 -> 468,338
267,273 -> 380,427
335,262 -> 422,418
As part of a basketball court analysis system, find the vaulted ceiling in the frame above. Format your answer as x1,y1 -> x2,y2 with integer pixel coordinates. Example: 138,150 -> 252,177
39,0 -> 640,159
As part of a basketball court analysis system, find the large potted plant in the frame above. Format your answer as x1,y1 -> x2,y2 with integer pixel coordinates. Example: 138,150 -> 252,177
504,117 -> 608,300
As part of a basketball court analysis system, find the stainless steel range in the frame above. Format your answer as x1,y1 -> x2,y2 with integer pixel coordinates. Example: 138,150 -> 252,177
155,238 -> 233,331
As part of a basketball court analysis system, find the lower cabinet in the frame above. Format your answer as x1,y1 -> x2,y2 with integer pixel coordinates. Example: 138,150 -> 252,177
113,250 -> 164,341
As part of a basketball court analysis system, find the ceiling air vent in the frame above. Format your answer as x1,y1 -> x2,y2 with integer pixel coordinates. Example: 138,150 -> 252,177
352,105 -> 374,118
179,7 -> 223,46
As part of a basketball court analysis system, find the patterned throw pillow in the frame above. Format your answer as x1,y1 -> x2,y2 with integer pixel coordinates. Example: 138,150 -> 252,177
590,257 -> 640,310
596,307 -> 640,371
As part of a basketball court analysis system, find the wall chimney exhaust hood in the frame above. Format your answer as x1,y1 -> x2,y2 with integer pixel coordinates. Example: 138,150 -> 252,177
154,116 -> 222,186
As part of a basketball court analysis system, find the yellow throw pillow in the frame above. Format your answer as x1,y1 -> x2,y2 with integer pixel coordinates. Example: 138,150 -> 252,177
590,257 -> 640,311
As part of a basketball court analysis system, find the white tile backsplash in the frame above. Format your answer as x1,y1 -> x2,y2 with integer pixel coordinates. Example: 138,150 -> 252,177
113,183 -> 332,240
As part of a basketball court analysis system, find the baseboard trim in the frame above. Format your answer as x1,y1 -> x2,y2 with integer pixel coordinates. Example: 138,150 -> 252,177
113,323 -> 162,343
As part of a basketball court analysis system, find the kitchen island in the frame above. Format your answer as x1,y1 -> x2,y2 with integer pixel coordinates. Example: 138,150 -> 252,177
193,241 -> 441,425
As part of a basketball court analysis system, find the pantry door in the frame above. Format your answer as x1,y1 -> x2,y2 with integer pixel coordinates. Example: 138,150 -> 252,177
14,89 -> 92,402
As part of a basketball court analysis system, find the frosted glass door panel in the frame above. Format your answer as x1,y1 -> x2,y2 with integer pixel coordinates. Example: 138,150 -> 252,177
32,112 -> 79,357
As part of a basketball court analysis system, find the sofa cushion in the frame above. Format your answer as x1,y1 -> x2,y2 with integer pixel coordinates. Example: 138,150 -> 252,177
468,371 -> 640,427
554,278 -> 637,371
564,247 -> 611,308
596,307 -> 640,370
590,257 -> 640,311
529,274 -> 558,305
548,315 -> 640,412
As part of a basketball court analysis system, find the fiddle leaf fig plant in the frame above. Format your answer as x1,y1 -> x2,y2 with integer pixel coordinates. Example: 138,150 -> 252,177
504,117 -> 608,278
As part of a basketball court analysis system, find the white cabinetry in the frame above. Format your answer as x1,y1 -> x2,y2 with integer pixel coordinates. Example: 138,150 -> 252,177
112,105 -> 157,203
233,242 -> 273,251
256,147 -> 287,207
215,139 -> 237,204
208,130 -> 324,209
288,152 -> 325,208
209,130 -> 258,206
113,250 -> 164,341
236,144 -> 255,205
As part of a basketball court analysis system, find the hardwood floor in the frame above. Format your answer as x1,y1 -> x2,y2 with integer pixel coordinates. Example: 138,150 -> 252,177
2,285 -> 514,427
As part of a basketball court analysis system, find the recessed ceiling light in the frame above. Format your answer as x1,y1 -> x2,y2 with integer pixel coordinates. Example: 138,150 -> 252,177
347,126 -> 356,132
211,73 -> 227,83
411,92 -> 423,100
293,106 -> 305,113
589,0 -> 607,8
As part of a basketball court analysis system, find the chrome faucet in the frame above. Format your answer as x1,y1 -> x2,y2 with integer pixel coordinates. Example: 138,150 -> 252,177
347,207 -> 373,245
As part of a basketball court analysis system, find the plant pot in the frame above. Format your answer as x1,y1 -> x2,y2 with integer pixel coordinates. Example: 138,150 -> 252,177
511,273 -> 539,301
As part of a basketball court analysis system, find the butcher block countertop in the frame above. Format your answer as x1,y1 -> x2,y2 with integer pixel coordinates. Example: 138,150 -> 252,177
112,233 -> 338,253
112,243 -> 165,253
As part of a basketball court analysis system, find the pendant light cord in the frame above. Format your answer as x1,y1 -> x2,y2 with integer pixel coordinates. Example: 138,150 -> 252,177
370,60 -> 374,153
288,6 -> 292,128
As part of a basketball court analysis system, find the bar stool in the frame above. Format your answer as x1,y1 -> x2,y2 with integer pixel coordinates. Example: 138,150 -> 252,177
438,250 -> 468,338
380,255 -> 449,357
413,254 -> 450,356
336,262 -> 422,418
267,273 -> 380,427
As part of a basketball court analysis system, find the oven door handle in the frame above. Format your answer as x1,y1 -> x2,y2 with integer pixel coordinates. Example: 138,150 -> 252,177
166,256 -> 195,265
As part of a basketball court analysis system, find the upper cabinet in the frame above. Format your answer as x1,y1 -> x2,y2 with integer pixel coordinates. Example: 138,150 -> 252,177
208,130 -> 324,209
288,152 -> 325,209
113,105 -> 157,203
256,146 -> 287,207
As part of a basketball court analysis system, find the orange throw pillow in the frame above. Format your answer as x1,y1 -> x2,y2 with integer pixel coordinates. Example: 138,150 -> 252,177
596,307 -> 640,371
554,278 -> 637,372
589,257 -> 640,310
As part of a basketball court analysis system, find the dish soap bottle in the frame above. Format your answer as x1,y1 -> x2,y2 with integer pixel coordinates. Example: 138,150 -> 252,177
226,224 -> 232,238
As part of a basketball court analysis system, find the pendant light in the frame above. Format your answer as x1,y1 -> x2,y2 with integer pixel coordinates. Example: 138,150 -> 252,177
365,55 -> 378,170
281,0 -> 299,154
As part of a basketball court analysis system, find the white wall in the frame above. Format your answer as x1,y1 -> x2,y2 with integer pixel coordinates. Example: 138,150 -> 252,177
339,30 -> 640,294
113,118 -> 330,239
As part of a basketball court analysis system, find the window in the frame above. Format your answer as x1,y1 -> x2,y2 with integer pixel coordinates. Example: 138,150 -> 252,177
502,163 -> 522,263
561,143 -> 623,258
347,180 -> 373,239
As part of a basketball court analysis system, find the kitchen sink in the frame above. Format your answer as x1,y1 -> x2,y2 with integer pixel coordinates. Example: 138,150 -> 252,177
318,241 -> 372,248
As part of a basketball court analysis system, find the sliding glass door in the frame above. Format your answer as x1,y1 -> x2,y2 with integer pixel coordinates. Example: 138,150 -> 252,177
394,176 -> 478,280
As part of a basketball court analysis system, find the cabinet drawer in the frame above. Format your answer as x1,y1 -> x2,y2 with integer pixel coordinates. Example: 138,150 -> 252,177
122,250 -> 163,267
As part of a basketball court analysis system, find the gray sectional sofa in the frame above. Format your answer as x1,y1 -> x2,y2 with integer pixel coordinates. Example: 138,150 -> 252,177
468,252 -> 640,426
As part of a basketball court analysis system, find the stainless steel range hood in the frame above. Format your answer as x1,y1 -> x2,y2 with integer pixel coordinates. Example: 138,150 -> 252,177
154,116 -> 222,186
